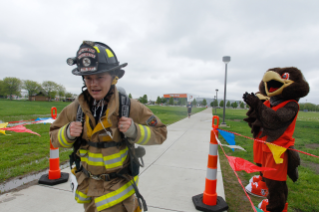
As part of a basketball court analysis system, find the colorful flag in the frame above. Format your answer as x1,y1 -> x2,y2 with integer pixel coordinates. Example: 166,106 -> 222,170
255,206 -> 264,212
0,122 -> 8,135
218,129 -> 236,151
220,144 -> 246,151
266,143 -> 287,164
226,155 -> 276,173
0,125 -> 40,136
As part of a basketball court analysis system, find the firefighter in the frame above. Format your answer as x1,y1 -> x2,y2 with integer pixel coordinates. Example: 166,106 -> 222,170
49,41 -> 167,212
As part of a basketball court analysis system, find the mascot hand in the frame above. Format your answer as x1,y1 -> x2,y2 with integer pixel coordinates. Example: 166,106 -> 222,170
243,92 -> 259,108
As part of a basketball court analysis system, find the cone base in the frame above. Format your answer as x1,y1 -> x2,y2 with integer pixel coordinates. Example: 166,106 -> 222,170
192,193 -> 228,212
38,172 -> 69,186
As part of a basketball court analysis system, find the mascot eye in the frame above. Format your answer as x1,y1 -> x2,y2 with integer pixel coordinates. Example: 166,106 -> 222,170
282,72 -> 290,80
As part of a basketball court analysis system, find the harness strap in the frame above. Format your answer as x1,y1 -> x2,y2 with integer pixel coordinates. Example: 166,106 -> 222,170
86,140 -> 124,148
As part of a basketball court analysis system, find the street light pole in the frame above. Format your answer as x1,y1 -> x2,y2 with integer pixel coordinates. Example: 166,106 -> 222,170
215,89 -> 218,114
222,56 -> 231,125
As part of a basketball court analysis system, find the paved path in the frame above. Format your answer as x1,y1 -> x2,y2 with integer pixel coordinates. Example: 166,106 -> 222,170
0,108 -> 226,212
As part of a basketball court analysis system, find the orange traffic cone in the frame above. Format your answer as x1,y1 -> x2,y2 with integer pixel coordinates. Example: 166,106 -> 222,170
39,107 -> 69,185
38,139 -> 69,185
192,116 -> 228,212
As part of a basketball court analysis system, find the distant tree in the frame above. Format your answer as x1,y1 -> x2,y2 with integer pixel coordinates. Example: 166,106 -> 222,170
231,101 -> 238,108
156,96 -> 161,104
0,80 -> 4,97
65,92 -> 73,98
240,102 -> 245,108
160,97 -> 167,103
128,93 -> 132,99
210,99 -> 218,107
2,77 -> 22,100
23,80 -> 41,101
42,81 -> 58,101
169,97 -> 174,105
192,99 -> 197,107
180,98 -> 187,105
226,101 -> 230,107
51,91 -> 57,99
56,84 -> 66,101
138,94 -> 148,104
177,98 -> 182,105
219,100 -> 224,107
202,99 -> 207,106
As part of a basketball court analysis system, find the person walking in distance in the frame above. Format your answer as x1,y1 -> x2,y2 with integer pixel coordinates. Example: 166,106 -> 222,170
187,102 -> 192,118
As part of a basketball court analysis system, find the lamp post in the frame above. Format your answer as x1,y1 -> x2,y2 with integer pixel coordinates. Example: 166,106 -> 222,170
222,56 -> 231,125
213,96 -> 216,115
215,89 -> 219,114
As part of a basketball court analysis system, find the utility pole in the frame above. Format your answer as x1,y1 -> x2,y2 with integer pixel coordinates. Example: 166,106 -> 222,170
221,56 -> 231,126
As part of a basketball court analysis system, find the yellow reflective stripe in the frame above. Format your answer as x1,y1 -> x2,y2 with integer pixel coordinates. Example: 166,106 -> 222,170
105,49 -> 114,58
93,46 -> 100,53
58,125 -> 72,147
136,125 -> 145,144
95,176 -> 139,211
136,125 -> 151,145
75,190 -> 91,203
80,147 -> 128,169
145,126 -> 151,144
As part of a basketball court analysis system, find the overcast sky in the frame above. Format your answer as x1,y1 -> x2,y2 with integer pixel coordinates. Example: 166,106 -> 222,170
1,0 -> 319,104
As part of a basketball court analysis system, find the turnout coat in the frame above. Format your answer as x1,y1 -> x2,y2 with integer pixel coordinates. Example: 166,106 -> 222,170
49,86 -> 167,211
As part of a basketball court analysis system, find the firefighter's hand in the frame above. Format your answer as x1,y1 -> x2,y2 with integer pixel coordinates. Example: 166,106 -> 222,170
69,121 -> 83,137
118,117 -> 132,133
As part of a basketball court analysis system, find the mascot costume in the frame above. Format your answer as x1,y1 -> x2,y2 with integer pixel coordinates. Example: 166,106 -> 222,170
243,67 -> 309,212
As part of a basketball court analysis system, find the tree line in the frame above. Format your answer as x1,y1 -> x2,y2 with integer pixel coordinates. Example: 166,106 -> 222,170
0,77 -> 76,101
210,99 -> 247,109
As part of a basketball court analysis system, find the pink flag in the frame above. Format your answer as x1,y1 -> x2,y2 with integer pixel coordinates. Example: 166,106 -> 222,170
226,156 -> 276,173
0,125 -> 40,136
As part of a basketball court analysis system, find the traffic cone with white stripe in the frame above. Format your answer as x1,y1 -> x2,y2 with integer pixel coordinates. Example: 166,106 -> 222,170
39,107 -> 69,185
192,116 -> 228,212
39,139 -> 69,185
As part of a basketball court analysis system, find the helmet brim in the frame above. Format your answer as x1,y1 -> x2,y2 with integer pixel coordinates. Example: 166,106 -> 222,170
72,63 -> 127,77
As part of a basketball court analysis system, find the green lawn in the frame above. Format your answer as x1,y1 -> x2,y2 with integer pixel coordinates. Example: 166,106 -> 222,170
213,108 -> 319,212
0,99 -> 205,187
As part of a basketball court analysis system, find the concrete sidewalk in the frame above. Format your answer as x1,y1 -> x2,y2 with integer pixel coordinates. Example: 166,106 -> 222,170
0,108 -> 226,212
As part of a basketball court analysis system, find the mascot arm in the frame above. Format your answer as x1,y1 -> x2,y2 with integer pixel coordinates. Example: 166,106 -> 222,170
257,101 -> 298,130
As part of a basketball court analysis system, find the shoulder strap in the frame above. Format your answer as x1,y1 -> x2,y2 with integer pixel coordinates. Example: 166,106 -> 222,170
69,104 -> 85,171
118,87 -> 131,118
76,104 -> 84,122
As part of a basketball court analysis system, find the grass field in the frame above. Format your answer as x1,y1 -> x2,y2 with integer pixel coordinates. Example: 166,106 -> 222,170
213,108 -> 319,212
0,99 -> 205,187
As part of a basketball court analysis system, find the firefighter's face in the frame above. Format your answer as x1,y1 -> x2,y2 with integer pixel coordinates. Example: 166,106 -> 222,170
84,73 -> 112,100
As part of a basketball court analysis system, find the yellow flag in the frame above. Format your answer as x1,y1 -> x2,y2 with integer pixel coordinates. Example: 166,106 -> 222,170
266,143 -> 287,164
0,122 -> 9,135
